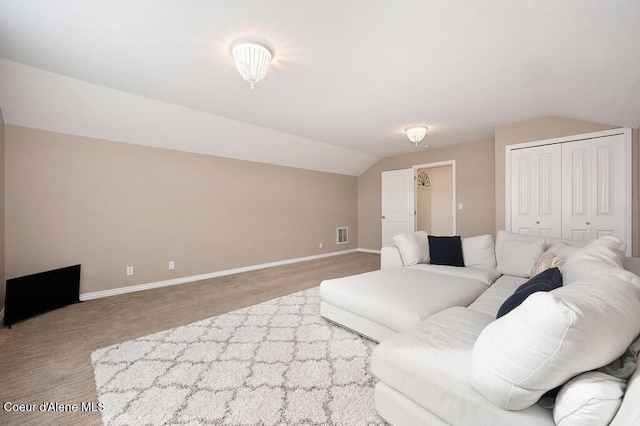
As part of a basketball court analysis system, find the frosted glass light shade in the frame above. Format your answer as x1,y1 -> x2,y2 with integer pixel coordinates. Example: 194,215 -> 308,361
231,41 -> 273,89
406,126 -> 428,143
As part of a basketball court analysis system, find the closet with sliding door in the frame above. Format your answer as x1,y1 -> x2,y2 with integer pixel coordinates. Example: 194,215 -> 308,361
506,128 -> 632,255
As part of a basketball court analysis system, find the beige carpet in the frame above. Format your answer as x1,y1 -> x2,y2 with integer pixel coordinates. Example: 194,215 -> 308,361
92,287 -> 383,425
0,252 -> 379,426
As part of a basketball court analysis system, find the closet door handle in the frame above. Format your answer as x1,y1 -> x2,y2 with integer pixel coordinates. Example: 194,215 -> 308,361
586,221 -> 590,225
535,221 -> 540,224
382,216 -> 386,219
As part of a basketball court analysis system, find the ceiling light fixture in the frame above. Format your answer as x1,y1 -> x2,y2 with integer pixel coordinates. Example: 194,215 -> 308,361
405,126 -> 428,148
231,40 -> 273,90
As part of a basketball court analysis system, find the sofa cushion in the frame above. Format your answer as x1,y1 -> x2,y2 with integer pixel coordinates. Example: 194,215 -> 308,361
496,267 -> 562,319
496,230 -> 544,262
547,242 -> 582,259
611,355 -> 640,426
496,239 -> 545,278
468,275 -> 528,317
393,231 -> 429,266
319,268 -> 487,335
462,234 -> 497,269
495,231 -> 586,258
380,246 -> 404,269
564,236 -> 625,272
371,307 -> 555,426
553,372 -> 626,426
494,231 -> 586,268
429,235 -> 465,267
375,383 -> 451,426
568,262 -> 640,300
562,236 -> 640,297
410,263 -> 500,286
471,277 -> 640,410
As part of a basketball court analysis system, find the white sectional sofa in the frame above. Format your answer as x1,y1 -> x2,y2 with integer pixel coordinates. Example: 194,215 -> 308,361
319,231 -> 640,426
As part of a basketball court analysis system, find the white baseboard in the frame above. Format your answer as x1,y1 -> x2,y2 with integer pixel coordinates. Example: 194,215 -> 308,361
357,248 -> 381,254
80,248 -> 364,301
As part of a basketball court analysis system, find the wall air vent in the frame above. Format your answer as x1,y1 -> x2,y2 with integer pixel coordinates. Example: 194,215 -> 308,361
337,227 -> 348,244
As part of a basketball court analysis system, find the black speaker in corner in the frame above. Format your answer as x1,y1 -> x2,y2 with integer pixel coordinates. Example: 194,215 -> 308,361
4,264 -> 81,327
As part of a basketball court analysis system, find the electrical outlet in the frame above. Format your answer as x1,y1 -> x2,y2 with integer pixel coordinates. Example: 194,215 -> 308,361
458,203 -> 463,210
319,242 -> 323,248
169,261 -> 175,270
126,266 -> 134,276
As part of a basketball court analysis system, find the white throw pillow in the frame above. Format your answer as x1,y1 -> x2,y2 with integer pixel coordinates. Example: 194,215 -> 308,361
393,231 -> 429,266
554,372 -> 626,426
495,230 -> 544,261
547,242 -> 582,259
566,262 -> 640,298
471,277 -> 640,410
567,236 -> 626,269
462,234 -> 496,269
563,235 -> 640,296
496,239 -> 545,278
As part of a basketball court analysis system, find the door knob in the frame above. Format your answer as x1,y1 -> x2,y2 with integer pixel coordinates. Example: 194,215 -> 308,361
382,216 -> 386,219
535,221 -> 540,224
586,221 -> 590,225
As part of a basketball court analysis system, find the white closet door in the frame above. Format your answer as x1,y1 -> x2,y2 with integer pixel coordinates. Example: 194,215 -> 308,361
561,135 -> 626,243
510,144 -> 562,237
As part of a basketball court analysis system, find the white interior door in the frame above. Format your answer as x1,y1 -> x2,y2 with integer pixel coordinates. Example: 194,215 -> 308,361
381,169 -> 415,247
510,144 -> 562,237
562,135 -> 627,244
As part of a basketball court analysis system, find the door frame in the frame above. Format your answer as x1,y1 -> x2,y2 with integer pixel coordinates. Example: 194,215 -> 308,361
413,160 -> 457,235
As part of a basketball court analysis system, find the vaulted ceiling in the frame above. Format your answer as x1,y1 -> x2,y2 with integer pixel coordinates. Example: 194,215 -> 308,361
1,1 -> 639,175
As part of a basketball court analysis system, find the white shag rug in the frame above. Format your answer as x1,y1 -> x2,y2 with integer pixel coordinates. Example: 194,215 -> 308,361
91,287 -> 384,425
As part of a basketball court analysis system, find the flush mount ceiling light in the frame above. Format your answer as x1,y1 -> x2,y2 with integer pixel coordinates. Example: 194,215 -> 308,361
231,40 -> 273,90
405,126 -> 428,148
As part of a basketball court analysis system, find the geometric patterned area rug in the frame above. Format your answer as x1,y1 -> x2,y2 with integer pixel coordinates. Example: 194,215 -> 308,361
91,287 -> 384,425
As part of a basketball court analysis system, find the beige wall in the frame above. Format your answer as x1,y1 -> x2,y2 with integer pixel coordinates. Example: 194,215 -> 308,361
0,108 -> 4,311
5,126 -> 358,295
358,138 -> 495,250
494,116 -> 639,255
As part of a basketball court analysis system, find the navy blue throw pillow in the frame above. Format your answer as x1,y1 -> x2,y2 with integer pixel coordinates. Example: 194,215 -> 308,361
496,267 -> 563,319
428,235 -> 465,267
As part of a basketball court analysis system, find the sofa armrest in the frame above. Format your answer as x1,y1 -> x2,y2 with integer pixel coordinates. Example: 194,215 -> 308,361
611,356 -> 640,426
381,246 -> 404,269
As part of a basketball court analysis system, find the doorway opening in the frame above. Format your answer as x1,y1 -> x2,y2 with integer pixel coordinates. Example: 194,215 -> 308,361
414,161 -> 456,235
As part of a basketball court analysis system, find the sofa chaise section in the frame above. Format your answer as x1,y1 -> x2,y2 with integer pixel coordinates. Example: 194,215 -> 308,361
319,267 -> 491,342
320,233 -> 501,342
